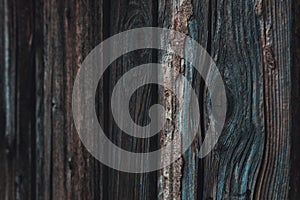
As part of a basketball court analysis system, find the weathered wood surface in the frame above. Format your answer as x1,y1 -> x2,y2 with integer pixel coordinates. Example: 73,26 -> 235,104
290,0 -> 300,199
106,0 -> 158,199
0,0 -> 299,199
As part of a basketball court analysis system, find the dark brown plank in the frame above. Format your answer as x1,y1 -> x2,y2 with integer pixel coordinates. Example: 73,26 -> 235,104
0,0 -> 36,199
0,0 -> 18,199
290,0 -> 300,199
106,0 -> 158,199
0,0 -> 297,199
39,0 -> 105,199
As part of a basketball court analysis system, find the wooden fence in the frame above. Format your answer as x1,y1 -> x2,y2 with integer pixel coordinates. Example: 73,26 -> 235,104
0,0 -> 300,199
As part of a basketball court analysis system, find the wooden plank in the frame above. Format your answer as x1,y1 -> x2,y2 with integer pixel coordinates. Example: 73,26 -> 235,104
15,0 -> 36,198
200,0 -> 266,199
0,0 -> 17,198
290,0 -> 300,199
158,0 -> 198,199
0,0 -> 36,199
106,0 -> 158,199
39,0 -> 105,199
254,0 -> 291,199
0,0 -> 297,199
158,0 -> 293,199
198,0 -> 292,199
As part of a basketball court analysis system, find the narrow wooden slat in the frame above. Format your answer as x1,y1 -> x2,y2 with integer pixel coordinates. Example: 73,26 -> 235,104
106,0 -> 158,199
0,0 -> 17,199
0,0 -> 297,199
290,0 -> 300,198
15,0 -> 36,198
0,0 -> 6,197
40,0 -> 105,199
201,0 -> 266,199
34,0 -> 48,198
254,0 -> 292,199
0,0 -> 36,199
158,0 -> 198,199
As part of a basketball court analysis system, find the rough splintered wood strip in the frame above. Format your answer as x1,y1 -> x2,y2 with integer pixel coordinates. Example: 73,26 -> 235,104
158,0 -> 194,199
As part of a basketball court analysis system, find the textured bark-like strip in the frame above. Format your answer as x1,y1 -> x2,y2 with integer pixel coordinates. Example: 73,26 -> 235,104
158,0 -> 194,199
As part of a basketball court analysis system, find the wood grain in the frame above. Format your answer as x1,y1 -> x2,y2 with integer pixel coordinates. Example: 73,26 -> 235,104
201,0 -> 265,199
158,0 -> 198,199
254,0 -> 291,199
38,0 -> 105,199
158,0 -> 293,199
0,0 -> 298,199
105,0 -> 158,199
0,0 -> 36,199
290,0 -> 300,199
